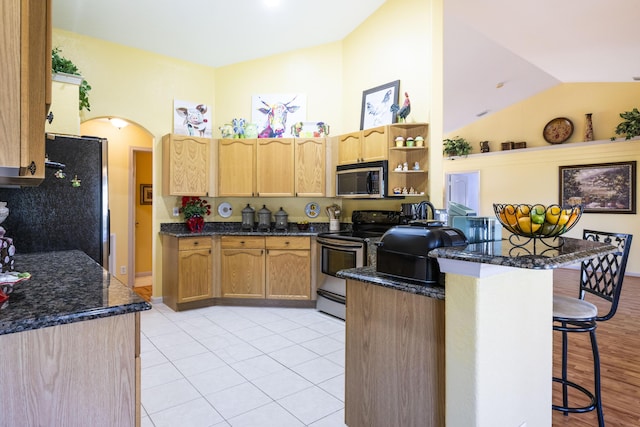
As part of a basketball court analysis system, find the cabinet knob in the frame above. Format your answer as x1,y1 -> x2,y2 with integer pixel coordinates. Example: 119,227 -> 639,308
240,241 -> 245,244
194,241 -> 199,245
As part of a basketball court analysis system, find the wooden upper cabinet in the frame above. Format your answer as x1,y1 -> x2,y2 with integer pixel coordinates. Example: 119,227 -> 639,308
0,0 -> 50,186
162,134 -> 211,196
218,138 -> 256,197
361,126 -> 388,162
337,126 -> 388,165
337,131 -> 362,165
256,138 -> 294,197
295,137 -> 325,197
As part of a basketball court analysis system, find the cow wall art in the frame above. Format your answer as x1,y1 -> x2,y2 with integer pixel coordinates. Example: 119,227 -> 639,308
251,93 -> 306,138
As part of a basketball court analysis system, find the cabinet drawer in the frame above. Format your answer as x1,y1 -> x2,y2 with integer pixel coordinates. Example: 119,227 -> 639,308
178,237 -> 212,251
221,236 -> 265,249
266,236 -> 310,250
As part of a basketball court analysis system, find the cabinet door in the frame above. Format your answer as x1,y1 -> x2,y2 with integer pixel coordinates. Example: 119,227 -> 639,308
178,247 -> 212,302
361,126 -> 388,162
256,138 -> 294,197
218,139 -> 256,197
0,0 -> 49,185
221,248 -> 265,298
295,138 -> 325,197
338,131 -> 362,165
266,249 -> 311,300
162,134 -> 211,196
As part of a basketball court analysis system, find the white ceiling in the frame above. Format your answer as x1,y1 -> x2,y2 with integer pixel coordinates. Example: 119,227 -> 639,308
52,0 -> 640,133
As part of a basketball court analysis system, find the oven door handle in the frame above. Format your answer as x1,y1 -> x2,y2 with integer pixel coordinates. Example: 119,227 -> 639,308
317,237 -> 364,250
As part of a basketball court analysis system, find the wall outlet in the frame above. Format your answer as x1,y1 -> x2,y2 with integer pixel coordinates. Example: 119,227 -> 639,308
120,266 -> 126,275
173,207 -> 180,217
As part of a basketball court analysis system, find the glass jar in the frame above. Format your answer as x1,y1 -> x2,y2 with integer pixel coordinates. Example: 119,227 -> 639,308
257,205 -> 272,231
241,204 -> 255,230
274,207 -> 288,231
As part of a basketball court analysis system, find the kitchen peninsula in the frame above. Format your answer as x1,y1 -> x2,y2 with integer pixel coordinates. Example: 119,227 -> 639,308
338,237 -> 616,427
0,250 -> 151,427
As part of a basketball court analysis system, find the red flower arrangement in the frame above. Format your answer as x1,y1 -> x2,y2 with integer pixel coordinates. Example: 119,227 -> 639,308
179,196 -> 211,233
179,196 -> 211,219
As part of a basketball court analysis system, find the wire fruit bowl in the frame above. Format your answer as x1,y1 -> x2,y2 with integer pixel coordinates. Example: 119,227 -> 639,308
493,203 -> 582,238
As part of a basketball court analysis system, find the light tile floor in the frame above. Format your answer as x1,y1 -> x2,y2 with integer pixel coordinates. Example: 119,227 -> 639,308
140,303 -> 347,427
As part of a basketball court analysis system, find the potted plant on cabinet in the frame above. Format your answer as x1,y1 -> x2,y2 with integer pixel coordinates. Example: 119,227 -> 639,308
51,47 -> 92,112
443,136 -> 472,158
611,107 -> 640,141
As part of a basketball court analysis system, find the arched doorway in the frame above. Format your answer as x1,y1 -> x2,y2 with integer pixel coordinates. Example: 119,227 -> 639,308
80,117 -> 154,300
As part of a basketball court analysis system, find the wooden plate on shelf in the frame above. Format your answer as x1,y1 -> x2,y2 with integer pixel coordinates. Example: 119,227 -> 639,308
543,117 -> 574,144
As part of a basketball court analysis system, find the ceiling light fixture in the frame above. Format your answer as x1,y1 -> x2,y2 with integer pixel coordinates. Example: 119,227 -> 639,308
263,0 -> 281,7
109,118 -> 129,129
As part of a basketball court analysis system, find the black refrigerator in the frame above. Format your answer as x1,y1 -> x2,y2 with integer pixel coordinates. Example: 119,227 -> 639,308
0,134 -> 109,267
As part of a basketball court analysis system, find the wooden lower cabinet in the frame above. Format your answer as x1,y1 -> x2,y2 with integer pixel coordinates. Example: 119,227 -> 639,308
162,235 -> 213,310
220,236 -> 265,298
0,313 -> 140,427
220,236 -> 311,301
345,279 -> 445,427
266,236 -> 311,300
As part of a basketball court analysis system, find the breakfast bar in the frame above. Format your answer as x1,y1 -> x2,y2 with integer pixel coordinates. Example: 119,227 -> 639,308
338,237 -> 616,427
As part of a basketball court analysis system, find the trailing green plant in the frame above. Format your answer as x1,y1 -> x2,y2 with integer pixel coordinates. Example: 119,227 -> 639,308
611,107 -> 640,140
51,47 -> 92,112
443,136 -> 472,157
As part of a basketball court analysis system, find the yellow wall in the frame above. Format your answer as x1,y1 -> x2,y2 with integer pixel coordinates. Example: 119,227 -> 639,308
444,83 -> 640,274
447,83 -> 640,151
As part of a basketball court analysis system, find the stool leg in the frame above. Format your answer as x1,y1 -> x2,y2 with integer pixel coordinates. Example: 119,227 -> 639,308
589,329 -> 604,426
561,322 -> 569,415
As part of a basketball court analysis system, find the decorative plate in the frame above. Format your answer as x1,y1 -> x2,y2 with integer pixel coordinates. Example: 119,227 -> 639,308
217,202 -> 232,218
305,202 -> 320,218
543,117 -> 574,144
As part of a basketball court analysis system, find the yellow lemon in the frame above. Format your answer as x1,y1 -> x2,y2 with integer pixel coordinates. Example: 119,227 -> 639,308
545,205 -> 562,224
517,216 -> 541,235
516,204 -> 530,219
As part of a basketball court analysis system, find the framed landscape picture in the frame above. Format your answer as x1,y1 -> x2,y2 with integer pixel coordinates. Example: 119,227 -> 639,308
559,161 -> 636,214
360,80 -> 400,130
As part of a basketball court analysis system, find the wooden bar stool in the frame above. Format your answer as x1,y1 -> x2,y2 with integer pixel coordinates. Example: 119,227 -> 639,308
552,230 -> 633,426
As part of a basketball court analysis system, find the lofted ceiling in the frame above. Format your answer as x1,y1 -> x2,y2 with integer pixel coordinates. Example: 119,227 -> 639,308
53,0 -> 640,133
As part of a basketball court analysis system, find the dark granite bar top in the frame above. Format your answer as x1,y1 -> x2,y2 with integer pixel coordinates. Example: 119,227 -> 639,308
338,236 -> 616,300
0,250 -> 151,336
429,236 -> 617,269
338,266 -> 445,300
160,221 -> 346,237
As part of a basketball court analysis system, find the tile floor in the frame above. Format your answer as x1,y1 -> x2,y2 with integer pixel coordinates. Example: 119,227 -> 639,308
140,302 -> 347,427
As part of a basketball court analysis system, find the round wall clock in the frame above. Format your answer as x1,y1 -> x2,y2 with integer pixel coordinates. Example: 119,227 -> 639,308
543,117 -> 574,144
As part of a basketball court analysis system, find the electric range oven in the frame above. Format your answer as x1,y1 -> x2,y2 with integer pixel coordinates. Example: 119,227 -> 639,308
316,210 -> 401,320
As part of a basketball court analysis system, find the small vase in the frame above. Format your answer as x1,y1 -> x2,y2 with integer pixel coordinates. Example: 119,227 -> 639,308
186,215 -> 204,233
584,113 -> 594,141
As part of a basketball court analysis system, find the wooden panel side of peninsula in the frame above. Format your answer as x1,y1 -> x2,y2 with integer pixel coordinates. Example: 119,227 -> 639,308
345,279 -> 445,427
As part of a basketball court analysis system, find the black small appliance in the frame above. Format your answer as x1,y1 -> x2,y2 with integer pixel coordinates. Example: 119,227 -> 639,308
376,223 -> 467,284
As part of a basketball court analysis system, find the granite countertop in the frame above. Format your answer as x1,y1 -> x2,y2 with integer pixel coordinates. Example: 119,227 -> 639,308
338,236 -> 617,300
428,236 -> 617,269
338,266 -> 445,300
0,250 -> 151,336
160,221 -> 344,237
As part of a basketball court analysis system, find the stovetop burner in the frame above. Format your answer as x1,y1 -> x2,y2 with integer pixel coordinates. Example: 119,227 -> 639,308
318,210 -> 402,241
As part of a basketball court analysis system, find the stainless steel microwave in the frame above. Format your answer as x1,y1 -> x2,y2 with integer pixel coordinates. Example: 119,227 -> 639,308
336,160 -> 388,198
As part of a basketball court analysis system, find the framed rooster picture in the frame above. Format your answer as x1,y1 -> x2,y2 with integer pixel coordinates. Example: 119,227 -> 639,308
360,80 -> 400,130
